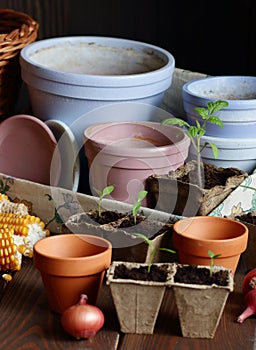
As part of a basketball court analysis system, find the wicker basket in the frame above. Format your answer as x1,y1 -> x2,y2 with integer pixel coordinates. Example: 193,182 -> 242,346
0,9 -> 38,120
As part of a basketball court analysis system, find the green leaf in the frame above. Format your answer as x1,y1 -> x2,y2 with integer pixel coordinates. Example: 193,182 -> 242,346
208,250 -> 215,259
209,142 -> 219,159
194,107 -> 208,119
137,190 -> 147,201
198,128 -> 205,137
102,185 -> 114,197
159,247 -> 176,254
133,233 -> 155,250
189,126 -> 198,137
208,115 -> 224,129
162,118 -> 189,128
207,100 -> 228,114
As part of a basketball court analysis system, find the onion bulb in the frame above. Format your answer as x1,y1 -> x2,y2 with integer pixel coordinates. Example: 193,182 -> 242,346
237,268 -> 256,323
61,294 -> 105,339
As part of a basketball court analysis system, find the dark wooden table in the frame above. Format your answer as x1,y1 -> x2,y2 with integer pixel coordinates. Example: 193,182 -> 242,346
0,252 -> 255,350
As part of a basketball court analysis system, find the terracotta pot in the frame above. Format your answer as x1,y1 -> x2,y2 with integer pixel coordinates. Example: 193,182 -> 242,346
84,121 -> 190,205
172,216 -> 248,274
33,234 -> 112,314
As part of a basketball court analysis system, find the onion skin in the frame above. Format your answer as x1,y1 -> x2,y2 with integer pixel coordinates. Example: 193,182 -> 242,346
237,290 -> 256,323
61,294 -> 105,339
237,269 -> 256,323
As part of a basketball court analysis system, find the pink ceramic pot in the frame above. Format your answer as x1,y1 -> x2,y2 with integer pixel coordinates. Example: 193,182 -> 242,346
84,121 -> 190,204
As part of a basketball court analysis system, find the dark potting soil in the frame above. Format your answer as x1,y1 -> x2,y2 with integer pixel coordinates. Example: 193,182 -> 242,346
174,265 -> 229,286
83,210 -> 173,238
84,210 -> 125,225
235,212 -> 256,225
179,164 -> 245,190
113,263 -> 169,282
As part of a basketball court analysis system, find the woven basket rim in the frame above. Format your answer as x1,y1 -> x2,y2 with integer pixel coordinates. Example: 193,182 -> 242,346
0,8 -> 38,45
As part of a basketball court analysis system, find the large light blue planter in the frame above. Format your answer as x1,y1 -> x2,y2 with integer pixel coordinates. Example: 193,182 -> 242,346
182,76 -> 256,138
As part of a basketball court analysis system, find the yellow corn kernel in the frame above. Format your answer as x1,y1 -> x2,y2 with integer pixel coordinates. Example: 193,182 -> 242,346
0,213 -> 47,237
0,227 -> 21,271
0,194 -> 9,202
2,274 -> 12,282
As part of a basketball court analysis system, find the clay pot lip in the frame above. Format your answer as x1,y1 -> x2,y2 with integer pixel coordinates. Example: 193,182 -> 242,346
33,233 -> 112,261
84,121 -> 190,157
173,216 -> 248,243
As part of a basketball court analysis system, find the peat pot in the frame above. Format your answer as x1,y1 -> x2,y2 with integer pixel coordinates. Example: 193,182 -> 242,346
83,121 -> 190,204
106,261 -> 175,334
172,216 -> 248,274
171,263 -> 234,339
33,234 -> 112,314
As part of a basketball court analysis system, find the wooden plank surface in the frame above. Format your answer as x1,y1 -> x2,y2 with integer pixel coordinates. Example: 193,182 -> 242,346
0,258 -> 120,350
0,251 -> 255,349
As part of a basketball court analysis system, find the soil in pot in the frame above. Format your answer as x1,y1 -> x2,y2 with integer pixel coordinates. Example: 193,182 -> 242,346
146,160 -> 248,216
173,265 -> 229,286
112,263 -> 169,282
233,212 -> 256,271
235,211 -> 256,225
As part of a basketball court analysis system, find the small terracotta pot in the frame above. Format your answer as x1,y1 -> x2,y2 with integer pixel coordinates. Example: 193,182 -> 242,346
173,216 -> 248,274
33,234 -> 112,314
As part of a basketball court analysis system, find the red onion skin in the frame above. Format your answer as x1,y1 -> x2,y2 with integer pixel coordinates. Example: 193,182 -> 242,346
241,268 -> 256,295
237,290 -> 256,323
237,269 -> 256,323
61,294 -> 105,339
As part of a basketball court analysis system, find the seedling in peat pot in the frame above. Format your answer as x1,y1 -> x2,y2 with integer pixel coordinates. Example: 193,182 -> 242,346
162,100 -> 228,188
134,233 -> 176,272
132,190 -> 148,224
208,250 -> 221,276
94,185 -> 114,217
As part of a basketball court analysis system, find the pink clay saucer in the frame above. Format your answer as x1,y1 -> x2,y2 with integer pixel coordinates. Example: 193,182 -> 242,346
0,114 -> 61,186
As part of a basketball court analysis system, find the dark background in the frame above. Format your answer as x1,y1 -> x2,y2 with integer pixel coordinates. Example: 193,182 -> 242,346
1,0 -> 256,76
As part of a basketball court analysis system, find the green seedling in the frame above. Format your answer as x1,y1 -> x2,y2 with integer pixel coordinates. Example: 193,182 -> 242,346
94,185 -> 114,217
132,190 -> 148,224
134,233 -> 176,273
208,250 -> 221,276
162,100 -> 228,188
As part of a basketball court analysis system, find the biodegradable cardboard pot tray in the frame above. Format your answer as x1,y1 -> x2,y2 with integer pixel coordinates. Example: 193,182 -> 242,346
146,161 -> 248,216
65,210 -> 179,262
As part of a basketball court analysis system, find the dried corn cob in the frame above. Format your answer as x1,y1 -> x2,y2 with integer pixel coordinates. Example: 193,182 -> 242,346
0,212 -> 49,236
0,212 -> 50,258
0,227 -> 21,271
0,194 -> 29,215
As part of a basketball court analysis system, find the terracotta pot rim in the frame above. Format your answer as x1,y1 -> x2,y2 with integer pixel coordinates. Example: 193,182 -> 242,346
34,233 -> 112,262
34,234 -> 112,276
173,216 -> 248,242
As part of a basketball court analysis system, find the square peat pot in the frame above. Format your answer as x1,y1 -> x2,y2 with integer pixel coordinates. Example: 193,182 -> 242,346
171,264 -> 234,339
106,261 -> 175,334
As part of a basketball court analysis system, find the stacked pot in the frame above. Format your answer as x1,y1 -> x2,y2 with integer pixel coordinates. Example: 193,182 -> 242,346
182,76 -> 256,174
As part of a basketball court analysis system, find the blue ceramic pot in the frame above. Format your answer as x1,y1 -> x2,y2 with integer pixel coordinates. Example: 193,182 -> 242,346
182,76 -> 256,138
